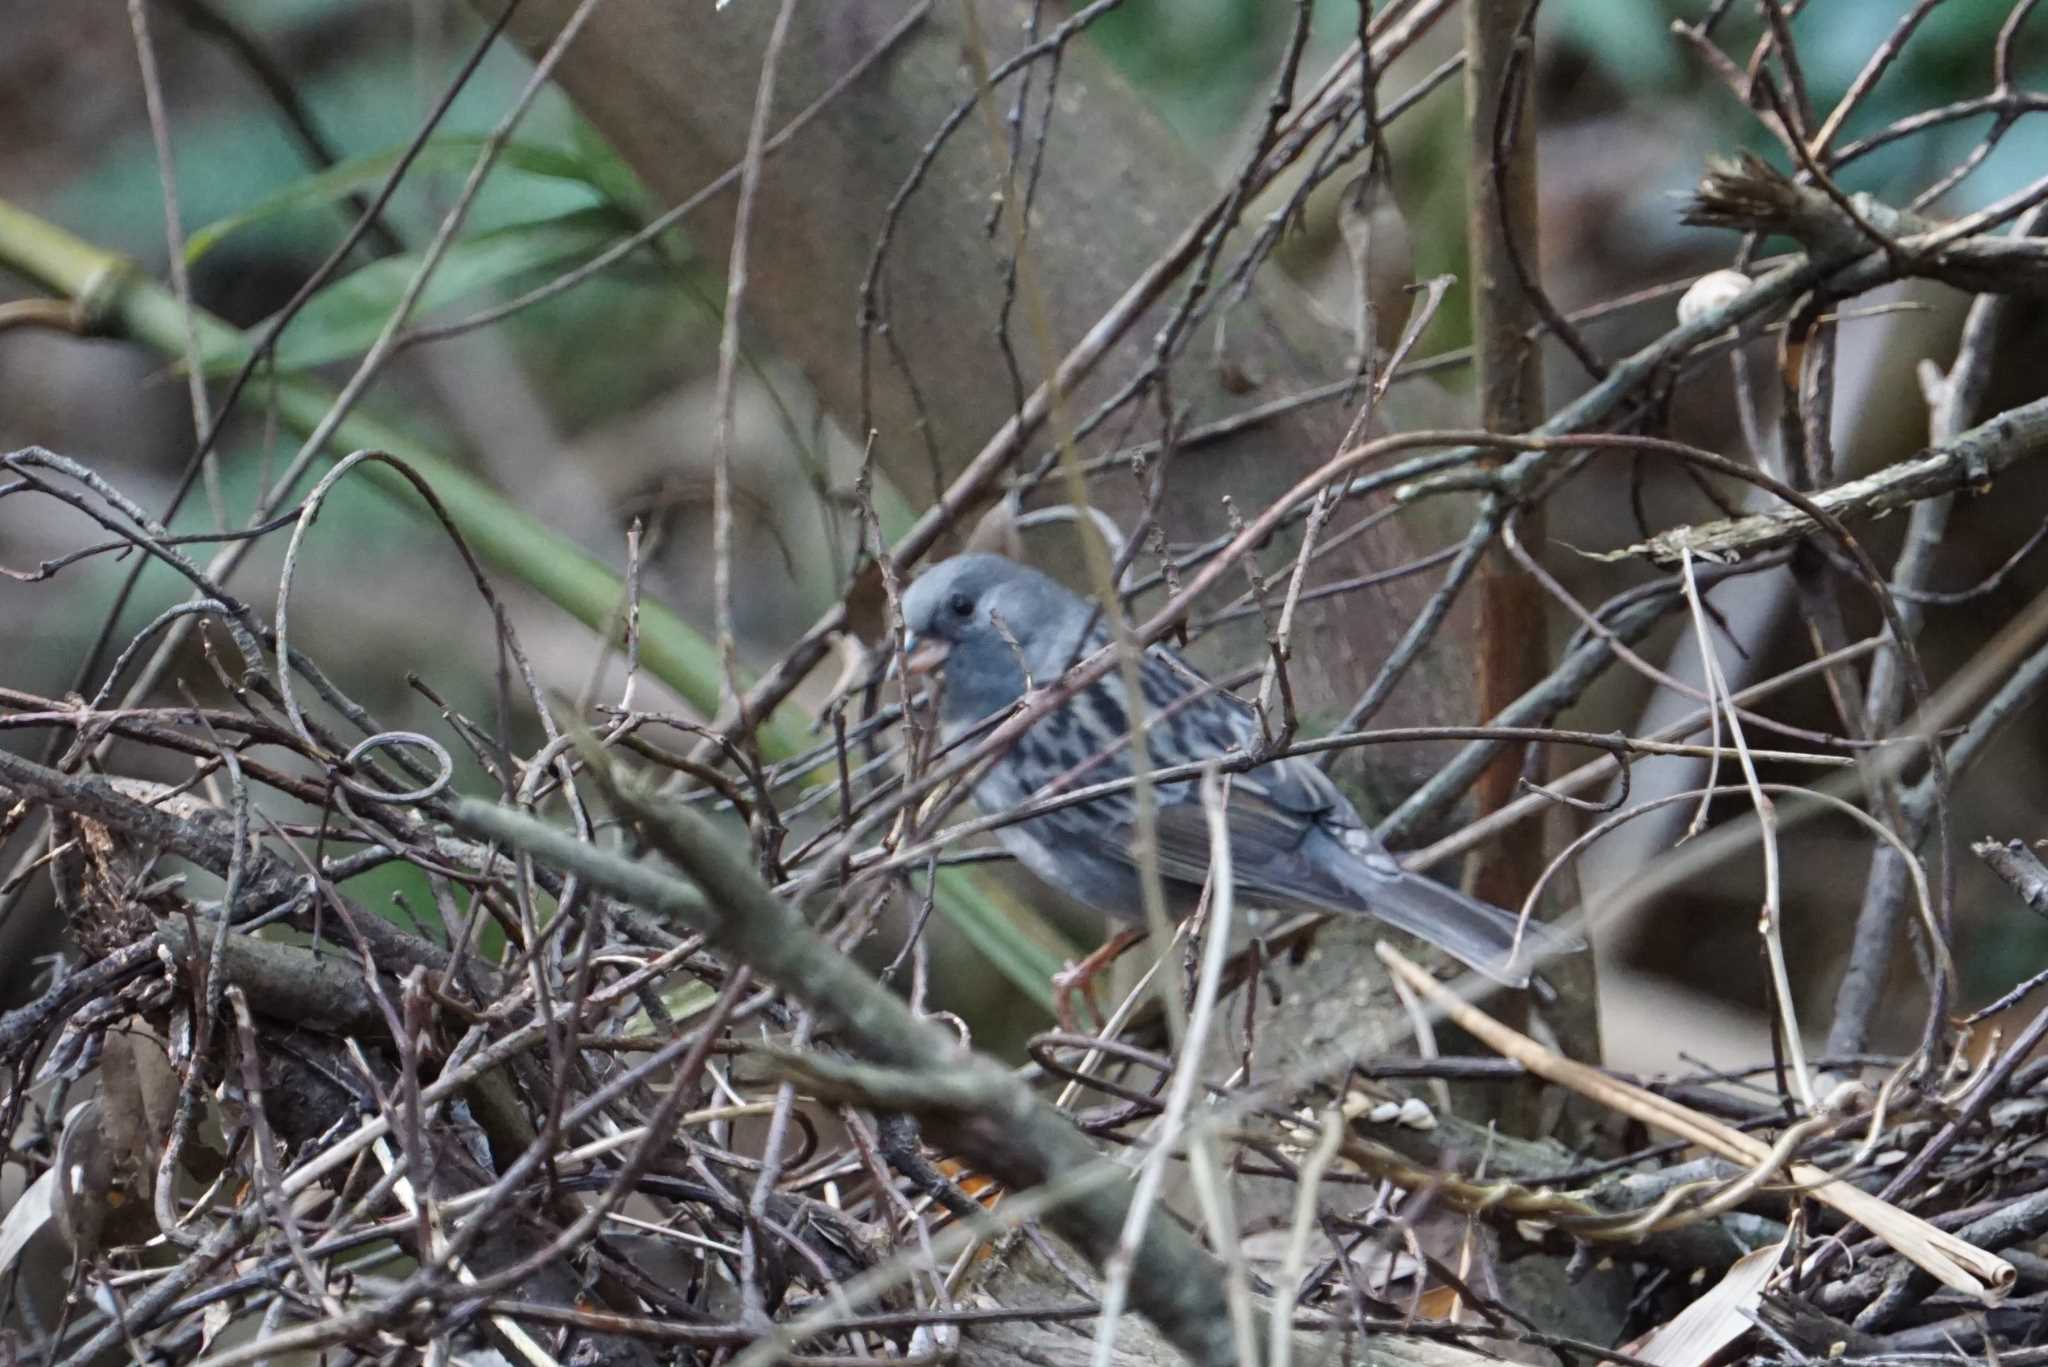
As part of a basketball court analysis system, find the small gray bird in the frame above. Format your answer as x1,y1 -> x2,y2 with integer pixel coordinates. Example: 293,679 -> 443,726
900,553 -> 1567,993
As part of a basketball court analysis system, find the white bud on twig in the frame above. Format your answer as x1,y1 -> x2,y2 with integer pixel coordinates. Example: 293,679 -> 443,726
1676,268 -> 1752,328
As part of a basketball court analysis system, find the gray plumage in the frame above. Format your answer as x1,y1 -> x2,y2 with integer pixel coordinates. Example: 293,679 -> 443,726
900,552 -> 1569,988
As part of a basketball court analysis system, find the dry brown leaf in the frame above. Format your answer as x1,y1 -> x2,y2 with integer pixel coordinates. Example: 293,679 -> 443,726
1338,167 -> 1415,371
98,1026 -> 179,1204
0,1168 -> 57,1277
1627,1239 -> 1785,1367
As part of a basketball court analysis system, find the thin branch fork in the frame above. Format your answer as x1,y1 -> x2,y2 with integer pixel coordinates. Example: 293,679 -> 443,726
1590,392 -> 2048,565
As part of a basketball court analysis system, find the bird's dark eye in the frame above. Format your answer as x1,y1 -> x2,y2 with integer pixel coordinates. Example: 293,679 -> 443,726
948,592 -> 974,618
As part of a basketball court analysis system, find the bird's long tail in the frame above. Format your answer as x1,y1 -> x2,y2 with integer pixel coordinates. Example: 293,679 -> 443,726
1312,837 -> 1578,989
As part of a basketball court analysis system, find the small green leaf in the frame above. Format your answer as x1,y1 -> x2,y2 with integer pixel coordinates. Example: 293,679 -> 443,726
198,207 -> 634,375
566,122 -> 658,223
184,136 -> 598,264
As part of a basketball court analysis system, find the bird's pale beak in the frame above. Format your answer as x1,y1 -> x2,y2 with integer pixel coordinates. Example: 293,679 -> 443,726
903,635 -> 951,676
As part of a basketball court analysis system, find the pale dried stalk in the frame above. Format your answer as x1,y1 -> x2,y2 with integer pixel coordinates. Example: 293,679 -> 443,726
710,0 -> 801,716
1093,767 -> 1255,1367
1269,1108 -> 1346,1367
1373,944 -> 2015,1303
1052,923 -> 1187,1114
127,0 -> 220,524
1679,547 -> 1812,1109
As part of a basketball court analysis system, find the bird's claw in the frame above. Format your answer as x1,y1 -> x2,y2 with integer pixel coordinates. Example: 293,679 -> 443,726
1049,928 -> 1147,1034
1052,960 -> 1110,1034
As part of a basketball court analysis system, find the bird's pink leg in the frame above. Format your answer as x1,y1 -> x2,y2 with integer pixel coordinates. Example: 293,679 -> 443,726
1052,928 -> 1147,1032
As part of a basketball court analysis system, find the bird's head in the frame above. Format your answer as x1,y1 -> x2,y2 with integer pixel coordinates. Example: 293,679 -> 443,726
899,554 -> 1096,722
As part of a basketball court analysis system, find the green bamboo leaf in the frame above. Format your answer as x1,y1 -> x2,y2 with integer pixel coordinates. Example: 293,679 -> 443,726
933,868 -> 1066,1011
198,207 -> 630,375
184,136 -> 597,265
565,122 -> 658,223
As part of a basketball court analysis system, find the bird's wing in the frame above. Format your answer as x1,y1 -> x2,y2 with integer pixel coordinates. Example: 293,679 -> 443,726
1089,770 -> 1365,909
1044,647 -> 1564,985
1148,783 -> 1313,882
998,641 -> 1325,895
1089,783 -> 1554,988
1136,642 -> 1369,835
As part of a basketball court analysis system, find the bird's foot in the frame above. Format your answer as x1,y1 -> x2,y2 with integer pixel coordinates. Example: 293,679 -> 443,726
1052,928 -> 1146,1033
1051,966 -> 1105,1034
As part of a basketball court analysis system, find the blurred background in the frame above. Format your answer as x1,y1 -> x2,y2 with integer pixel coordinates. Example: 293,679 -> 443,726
4,0 -> 2047,1076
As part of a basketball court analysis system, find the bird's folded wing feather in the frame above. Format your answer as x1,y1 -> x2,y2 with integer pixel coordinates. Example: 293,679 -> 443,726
1078,777 -> 1560,985
1079,772 -> 1372,908
1046,657 -> 1566,981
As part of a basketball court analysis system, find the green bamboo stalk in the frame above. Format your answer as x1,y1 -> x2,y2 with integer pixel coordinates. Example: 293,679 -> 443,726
1,199 -> 763,742
0,196 -> 1071,1007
